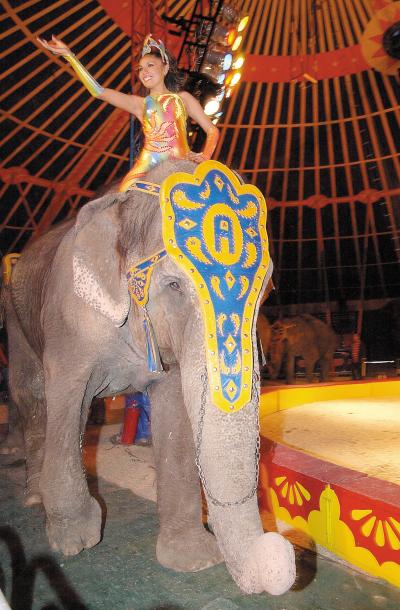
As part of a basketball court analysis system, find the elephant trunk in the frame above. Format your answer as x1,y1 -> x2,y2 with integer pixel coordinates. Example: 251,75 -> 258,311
180,328 -> 295,595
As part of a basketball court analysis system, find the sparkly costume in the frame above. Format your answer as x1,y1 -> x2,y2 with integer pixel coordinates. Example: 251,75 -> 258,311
119,93 -> 190,192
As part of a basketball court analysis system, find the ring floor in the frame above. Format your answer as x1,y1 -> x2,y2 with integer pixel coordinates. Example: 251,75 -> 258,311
1,421 -> 400,609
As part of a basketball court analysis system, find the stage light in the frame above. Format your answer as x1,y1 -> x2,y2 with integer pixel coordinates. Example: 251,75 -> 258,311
222,53 -> 233,70
226,71 -> 241,87
203,47 -> 233,70
232,54 -> 245,70
231,35 -> 243,52
221,5 -> 239,23
211,24 -> 237,46
220,5 -> 249,31
204,98 -> 220,115
225,87 -> 233,98
200,63 -> 227,84
238,15 -> 249,32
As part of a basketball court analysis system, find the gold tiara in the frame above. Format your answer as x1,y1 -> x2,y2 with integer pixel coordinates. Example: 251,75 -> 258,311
141,34 -> 169,65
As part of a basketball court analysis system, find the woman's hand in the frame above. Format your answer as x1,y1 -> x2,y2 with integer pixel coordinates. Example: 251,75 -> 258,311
187,151 -> 207,164
37,35 -> 71,56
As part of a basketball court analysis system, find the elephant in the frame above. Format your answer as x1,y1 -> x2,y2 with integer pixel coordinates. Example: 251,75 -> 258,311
269,314 -> 336,383
1,159 -> 295,596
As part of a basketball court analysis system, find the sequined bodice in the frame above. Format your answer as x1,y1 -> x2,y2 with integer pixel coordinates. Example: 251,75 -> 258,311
119,93 -> 190,192
142,93 -> 189,157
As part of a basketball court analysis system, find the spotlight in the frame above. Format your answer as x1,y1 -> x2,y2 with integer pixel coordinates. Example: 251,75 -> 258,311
211,111 -> 223,124
200,63 -> 227,84
231,35 -> 243,52
211,24 -> 237,46
204,98 -> 221,115
220,5 -> 249,32
221,5 -> 239,23
186,73 -> 224,110
226,71 -> 241,87
203,46 -> 233,70
238,15 -> 249,32
232,54 -> 245,70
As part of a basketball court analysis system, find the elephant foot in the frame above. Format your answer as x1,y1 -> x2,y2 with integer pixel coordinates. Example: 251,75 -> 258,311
157,527 -> 223,572
24,474 -> 42,506
46,496 -> 102,556
24,492 -> 42,506
241,532 -> 296,595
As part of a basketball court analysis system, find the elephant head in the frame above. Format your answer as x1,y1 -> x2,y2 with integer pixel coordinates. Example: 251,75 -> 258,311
72,160 -> 295,595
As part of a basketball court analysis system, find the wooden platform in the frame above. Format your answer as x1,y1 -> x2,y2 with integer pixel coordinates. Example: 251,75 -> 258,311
258,380 -> 400,589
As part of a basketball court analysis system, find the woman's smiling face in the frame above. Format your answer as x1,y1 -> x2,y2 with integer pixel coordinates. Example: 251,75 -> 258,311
138,54 -> 169,91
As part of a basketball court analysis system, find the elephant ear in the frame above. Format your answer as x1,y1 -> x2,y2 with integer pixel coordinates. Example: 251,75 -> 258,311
74,190 -> 127,233
73,193 -> 130,327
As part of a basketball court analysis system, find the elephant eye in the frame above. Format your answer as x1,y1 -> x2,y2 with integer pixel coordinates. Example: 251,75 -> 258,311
169,280 -> 182,293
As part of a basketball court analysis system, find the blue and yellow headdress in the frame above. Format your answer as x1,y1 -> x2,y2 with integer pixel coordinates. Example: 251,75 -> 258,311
141,34 -> 169,66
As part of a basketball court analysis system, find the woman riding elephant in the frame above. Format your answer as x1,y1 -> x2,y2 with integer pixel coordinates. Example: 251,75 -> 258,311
2,34 -> 295,598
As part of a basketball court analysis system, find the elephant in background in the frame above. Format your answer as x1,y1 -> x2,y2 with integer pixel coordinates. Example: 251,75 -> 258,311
1,160 -> 295,596
269,314 -> 336,383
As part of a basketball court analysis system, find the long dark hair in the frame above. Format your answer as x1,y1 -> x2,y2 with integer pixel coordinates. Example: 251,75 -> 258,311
141,48 -> 186,92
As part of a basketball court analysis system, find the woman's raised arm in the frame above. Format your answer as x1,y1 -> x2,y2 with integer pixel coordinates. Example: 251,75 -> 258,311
37,35 -> 143,120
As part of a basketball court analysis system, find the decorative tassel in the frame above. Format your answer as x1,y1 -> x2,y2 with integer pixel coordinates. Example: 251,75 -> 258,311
143,307 -> 163,373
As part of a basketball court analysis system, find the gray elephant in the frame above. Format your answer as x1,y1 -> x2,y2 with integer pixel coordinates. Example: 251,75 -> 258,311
1,160 -> 295,596
269,314 -> 336,383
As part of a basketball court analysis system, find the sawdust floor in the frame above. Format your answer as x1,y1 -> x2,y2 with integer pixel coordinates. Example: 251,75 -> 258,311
260,397 -> 400,485
1,422 -> 400,609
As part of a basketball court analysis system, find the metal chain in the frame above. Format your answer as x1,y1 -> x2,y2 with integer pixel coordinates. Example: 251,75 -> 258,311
195,369 -> 260,507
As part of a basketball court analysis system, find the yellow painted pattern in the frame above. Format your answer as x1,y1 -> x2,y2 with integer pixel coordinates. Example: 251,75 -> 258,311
259,380 -> 400,588
265,485 -> 400,588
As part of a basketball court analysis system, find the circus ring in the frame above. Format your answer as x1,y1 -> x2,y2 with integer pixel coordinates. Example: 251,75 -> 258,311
258,380 -> 400,589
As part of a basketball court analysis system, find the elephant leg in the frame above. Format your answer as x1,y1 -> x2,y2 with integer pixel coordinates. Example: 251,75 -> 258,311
319,355 -> 331,381
148,365 -> 223,572
40,355 -> 101,556
285,355 -> 295,384
7,310 -> 46,506
304,360 -> 316,383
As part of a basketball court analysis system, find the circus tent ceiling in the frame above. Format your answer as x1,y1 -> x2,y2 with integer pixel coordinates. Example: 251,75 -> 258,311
1,0 -> 400,310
